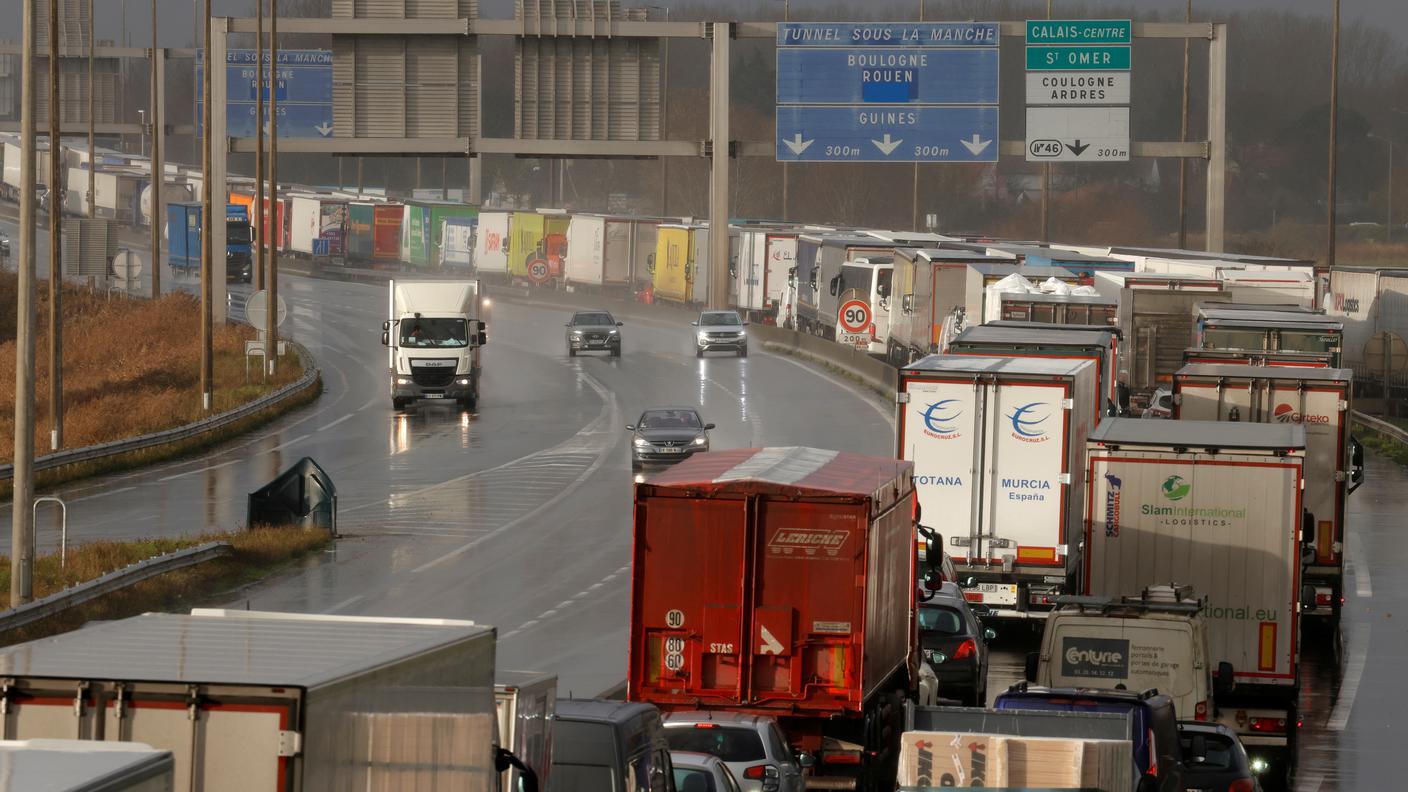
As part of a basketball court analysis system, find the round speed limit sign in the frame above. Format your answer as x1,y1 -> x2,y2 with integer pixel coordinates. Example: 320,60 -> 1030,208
838,299 -> 871,334
527,257 -> 552,285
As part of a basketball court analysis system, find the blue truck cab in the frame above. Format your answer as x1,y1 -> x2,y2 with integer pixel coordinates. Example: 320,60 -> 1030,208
167,202 -> 255,283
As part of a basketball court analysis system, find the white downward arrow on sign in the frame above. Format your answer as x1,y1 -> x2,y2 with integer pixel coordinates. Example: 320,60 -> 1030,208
960,134 -> 992,156
759,624 -> 785,655
783,133 -> 814,155
315,122 -> 333,137
871,134 -> 903,156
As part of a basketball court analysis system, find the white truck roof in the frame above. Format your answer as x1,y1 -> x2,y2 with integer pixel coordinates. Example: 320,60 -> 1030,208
1176,363 -> 1353,384
1088,417 -> 1305,451
904,354 -> 1094,379
0,610 -> 489,689
0,740 -> 172,790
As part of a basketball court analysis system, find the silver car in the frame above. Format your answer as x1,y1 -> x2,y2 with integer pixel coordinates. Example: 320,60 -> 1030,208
671,751 -> 743,792
692,310 -> 748,357
664,712 -> 808,792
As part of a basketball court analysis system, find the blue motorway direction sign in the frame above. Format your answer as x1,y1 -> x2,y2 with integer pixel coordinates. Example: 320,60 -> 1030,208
776,48 -> 998,105
1026,45 -> 1131,71
776,106 -> 998,163
777,22 -> 999,48
197,49 -> 332,139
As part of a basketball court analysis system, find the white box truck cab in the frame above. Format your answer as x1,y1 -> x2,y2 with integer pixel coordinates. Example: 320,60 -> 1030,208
898,355 -> 1098,618
1173,363 -> 1364,624
1084,419 -> 1307,782
829,256 -> 895,356
382,279 -> 487,411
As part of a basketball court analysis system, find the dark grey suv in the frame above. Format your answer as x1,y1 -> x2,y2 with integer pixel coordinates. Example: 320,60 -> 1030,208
566,310 -> 623,357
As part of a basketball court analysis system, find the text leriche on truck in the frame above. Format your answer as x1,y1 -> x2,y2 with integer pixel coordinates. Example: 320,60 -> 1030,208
628,447 -> 919,792
382,279 -> 487,411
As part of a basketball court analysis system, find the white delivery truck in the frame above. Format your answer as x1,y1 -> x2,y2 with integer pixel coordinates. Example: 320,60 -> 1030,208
899,355 -> 1099,617
495,671 -> 557,792
475,211 -> 511,280
733,228 -> 798,323
565,214 -> 608,287
0,609 -> 512,792
382,279 -> 487,410
1085,419 -> 1306,779
1173,363 -> 1363,623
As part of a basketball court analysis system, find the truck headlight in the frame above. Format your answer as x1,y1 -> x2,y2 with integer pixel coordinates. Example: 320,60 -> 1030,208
457,378 -> 470,385
396,377 -> 411,385
633,437 -> 650,448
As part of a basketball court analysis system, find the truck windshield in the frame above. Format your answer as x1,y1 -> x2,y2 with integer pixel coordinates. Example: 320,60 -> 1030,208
1278,330 -> 1339,354
400,318 -> 468,348
226,222 -> 252,244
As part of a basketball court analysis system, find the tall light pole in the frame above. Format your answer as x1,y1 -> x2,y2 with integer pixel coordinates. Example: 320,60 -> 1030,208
267,0 -> 280,375
13,0 -> 39,606
1177,0 -> 1192,248
1368,133 -> 1394,244
87,0 -> 95,222
777,0 -> 789,221
1327,0 -> 1341,268
149,0 -> 161,297
48,0 -> 65,451
1040,0 -> 1053,241
254,0 -> 265,291
912,0 -> 924,232
200,0 -> 212,410
646,5 -> 670,215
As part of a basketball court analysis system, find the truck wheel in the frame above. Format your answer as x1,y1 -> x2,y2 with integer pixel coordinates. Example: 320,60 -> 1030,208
458,396 -> 477,411
392,397 -> 409,411
695,348 -> 704,358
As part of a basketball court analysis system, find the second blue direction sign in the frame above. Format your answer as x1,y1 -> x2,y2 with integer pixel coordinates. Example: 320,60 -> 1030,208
776,106 -> 998,163
776,48 -> 998,105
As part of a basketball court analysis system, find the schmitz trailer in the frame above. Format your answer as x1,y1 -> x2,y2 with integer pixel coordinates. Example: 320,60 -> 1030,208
948,324 -> 1120,423
0,609 -> 510,792
1173,364 -> 1363,623
630,447 -> 917,791
899,356 -> 1098,617
1085,419 -> 1306,782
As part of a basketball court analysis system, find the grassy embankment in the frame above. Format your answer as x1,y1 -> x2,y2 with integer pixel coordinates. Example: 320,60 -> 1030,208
0,526 -> 333,646
0,273 -> 317,495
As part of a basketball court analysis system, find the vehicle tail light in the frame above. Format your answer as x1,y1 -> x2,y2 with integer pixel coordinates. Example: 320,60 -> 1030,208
1229,778 -> 1255,792
822,752 -> 860,765
1316,592 -> 1333,606
693,723 -> 718,729
868,324 -> 877,339
1194,701 -> 1209,721
951,639 -> 977,661
1248,717 -> 1287,734
963,591 -> 983,603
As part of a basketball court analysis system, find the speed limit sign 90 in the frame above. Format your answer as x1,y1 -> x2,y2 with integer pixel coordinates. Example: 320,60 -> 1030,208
839,299 -> 871,334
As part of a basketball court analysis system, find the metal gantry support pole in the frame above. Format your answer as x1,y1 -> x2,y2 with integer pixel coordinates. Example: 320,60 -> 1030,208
1205,22 -> 1228,252
254,0 -> 265,292
48,0 -> 63,451
1177,0 -> 1192,248
708,22 -> 730,310
267,3 -> 279,375
1039,0 -> 1053,242
86,0 -> 95,222
210,19 -> 227,325
149,0 -> 162,298
13,0 -> 38,606
1327,0 -> 1341,268
200,0 -> 213,410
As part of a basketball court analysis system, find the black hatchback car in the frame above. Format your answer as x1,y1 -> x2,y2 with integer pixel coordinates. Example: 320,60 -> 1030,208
628,407 -> 714,469
918,582 -> 995,707
1179,721 -> 1262,792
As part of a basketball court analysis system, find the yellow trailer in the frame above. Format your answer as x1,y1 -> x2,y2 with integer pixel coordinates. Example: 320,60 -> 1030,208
653,224 -> 694,302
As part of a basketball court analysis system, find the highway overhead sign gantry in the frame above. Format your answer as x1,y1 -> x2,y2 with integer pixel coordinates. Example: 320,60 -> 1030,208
197,49 -> 333,139
776,22 -> 999,163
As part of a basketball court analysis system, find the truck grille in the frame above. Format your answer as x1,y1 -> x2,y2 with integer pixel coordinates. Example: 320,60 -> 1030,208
411,369 -> 456,388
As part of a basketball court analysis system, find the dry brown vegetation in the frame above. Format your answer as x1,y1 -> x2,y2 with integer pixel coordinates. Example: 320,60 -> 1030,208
0,273 -> 304,464
0,526 -> 333,646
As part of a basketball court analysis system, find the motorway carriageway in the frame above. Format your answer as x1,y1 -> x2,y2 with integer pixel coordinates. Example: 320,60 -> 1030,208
0,212 -> 1399,789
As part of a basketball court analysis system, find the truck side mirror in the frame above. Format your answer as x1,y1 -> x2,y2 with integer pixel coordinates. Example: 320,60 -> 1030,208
1214,661 -> 1235,696
902,294 -> 914,314
1302,511 -> 1316,544
1024,652 -> 1039,683
1349,436 -> 1365,494
382,320 -> 391,331
916,526 -> 942,572
983,628 -> 997,642
380,331 -> 389,347
1116,383 -> 1131,415
828,276 -> 839,296
797,752 -> 816,770
477,330 -> 488,346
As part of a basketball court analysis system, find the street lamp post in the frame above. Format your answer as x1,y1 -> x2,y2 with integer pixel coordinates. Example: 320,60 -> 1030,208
1368,133 -> 1394,244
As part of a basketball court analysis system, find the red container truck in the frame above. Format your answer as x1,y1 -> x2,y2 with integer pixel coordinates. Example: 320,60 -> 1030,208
629,447 -> 918,791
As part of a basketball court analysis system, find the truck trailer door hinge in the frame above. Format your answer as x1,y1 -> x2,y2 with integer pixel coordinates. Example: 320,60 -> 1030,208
1058,473 -> 1072,485
1338,399 -> 1349,412
896,392 -> 911,404
1061,398 -> 1074,410
1335,471 -> 1347,482
278,730 -> 303,757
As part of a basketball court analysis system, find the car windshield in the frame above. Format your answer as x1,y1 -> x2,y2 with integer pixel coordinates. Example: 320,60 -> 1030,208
918,605 -> 965,636
701,312 -> 741,326
574,313 -> 615,326
400,317 -> 468,348
666,727 -> 767,762
639,410 -> 702,430
672,768 -> 718,792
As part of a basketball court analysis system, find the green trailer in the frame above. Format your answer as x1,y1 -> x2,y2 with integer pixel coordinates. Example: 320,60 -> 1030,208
404,200 -> 479,267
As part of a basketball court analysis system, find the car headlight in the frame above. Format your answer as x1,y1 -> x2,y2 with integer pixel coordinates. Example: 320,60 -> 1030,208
697,331 -> 709,342
1249,758 -> 1268,775
693,435 -> 708,446
396,377 -> 411,385
571,330 -> 584,337
633,437 -> 650,447
609,329 -> 618,335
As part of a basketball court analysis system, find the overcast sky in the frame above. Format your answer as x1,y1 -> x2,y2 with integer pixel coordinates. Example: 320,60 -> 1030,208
0,0 -> 1403,48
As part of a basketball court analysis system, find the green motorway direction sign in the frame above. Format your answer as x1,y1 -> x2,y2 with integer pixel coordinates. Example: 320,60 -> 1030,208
1025,19 -> 1132,45
1026,45 -> 1131,71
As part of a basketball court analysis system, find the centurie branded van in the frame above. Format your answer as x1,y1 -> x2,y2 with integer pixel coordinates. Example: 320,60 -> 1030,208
898,355 -> 1098,618
1084,419 -> 1305,777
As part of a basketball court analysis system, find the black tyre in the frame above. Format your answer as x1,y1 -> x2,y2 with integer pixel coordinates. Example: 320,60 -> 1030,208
738,346 -> 748,358
392,397 -> 409,411
610,344 -> 621,357
568,347 -> 577,357
695,348 -> 704,358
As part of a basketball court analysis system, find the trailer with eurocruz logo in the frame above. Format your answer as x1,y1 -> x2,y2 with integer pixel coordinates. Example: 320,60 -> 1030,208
1084,418 -> 1305,779
897,355 -> 1098,618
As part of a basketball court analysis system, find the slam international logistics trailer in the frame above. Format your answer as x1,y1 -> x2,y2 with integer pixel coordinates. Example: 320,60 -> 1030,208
898,356 -> 1098,618
629,447 -> 919,789
1172,363 -> 1364,623
1084,419 -> 1305,777
0,609 -> 503,792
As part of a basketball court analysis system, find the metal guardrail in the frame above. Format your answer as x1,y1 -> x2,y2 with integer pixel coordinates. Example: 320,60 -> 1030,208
0,342 -> 319,482
0,541 -> 233,634
1352,410 -> 1408,444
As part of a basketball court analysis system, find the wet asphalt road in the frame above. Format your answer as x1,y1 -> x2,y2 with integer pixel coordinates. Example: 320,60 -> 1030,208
5,209 -> 1407,787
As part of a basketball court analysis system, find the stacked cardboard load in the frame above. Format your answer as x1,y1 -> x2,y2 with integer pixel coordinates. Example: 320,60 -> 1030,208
897,730 -> 1132,791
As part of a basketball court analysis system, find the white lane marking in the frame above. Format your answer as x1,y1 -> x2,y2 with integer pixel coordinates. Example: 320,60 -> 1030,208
539,609 -> 558,618
1327,622 -> 1367,731
156,458 -> 242,482
555,600 -> 574,610
67,486 -> 136,503
317,413 -> 354,432
1348,533 -> 1372,598
758,347 -> 895,428
1295,772 -> 1325,792
408,371 -> 618,574
519,619 -> 539,629
324,594 -> 365,614
266,433 -> 311,453
356,396 -> 378,412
